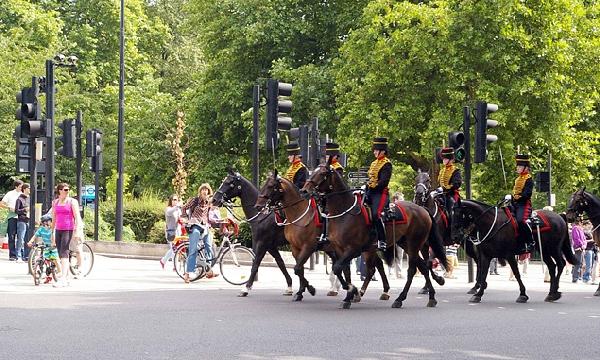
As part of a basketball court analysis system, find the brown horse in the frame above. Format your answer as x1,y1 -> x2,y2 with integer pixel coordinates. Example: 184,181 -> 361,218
303,163 -> 447,309
254,171 -> 390,303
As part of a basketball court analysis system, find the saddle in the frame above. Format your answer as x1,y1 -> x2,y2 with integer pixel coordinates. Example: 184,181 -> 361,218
503,208 -> 551,237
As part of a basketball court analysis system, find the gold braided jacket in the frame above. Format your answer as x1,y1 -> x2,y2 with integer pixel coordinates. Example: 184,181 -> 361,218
438,164 -> 457,190
285,160 -> 306,182
512,173 -> 532,200
367,156 -> 390,189
331,160 -> 343,172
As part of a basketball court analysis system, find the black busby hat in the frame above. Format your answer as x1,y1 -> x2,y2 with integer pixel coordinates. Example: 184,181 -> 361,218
441,147 -> 455,159
372,137 -> 388,152
286,142 -> 301,156
325,142 -> 340,156
515,154 -> 530,167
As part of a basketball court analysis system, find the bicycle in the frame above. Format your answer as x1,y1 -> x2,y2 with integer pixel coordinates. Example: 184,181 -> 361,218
28,241 -> 95,280
173,221 -> 255,285
27,242 -> 59,285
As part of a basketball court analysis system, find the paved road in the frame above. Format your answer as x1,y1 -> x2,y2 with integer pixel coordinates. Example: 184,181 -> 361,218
1,249 -> 599,360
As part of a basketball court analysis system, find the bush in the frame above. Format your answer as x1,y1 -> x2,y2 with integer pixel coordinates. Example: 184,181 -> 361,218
147,220 -> 167,244
84,208 -> 137,242
101,192 -> 164,242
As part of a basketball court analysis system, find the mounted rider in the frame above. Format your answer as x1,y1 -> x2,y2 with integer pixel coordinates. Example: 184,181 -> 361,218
316,142 -> 344,247
436,147 -> 462,216
366,137 -> 392,251
284,142 -> 308,190
505,153 -> 535,254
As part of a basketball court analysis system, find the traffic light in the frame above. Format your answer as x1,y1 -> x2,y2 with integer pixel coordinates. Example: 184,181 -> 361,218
86,129 -> 103,172
15,77 -> 44,138
474,101 -> 499,163
448,131 -> 466,162
535,171 -> 550,192
265,79 -> 293,151
57,119 -> 76,158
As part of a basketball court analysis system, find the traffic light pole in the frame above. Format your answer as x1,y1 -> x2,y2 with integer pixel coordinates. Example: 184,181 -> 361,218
76,111 -> 83,210
44,60 -> 55,212
252,85 -> 260,188
27,139 -> 38,243
94,165 -> 100,242
463,106 -> 474,283
547,151 -> 552,206
115,0 -> 125,241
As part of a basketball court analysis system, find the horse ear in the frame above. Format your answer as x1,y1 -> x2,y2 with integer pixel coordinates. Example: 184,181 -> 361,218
273,169 -> 278,178
582,186 -> 586,193
227,166 -> 234,175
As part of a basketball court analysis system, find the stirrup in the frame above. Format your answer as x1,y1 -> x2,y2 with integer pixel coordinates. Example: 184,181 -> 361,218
377,240 -> 387,251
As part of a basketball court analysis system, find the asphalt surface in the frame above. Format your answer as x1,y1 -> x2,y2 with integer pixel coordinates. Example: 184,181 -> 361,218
1,248 -> 599,360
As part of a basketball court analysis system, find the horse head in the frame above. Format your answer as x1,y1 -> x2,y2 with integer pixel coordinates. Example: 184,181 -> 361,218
213,171 -> 244,207
414,170 -> 432,206
255,171 -> 285,209
566,186 -> 588,222
303,163 -> 335,197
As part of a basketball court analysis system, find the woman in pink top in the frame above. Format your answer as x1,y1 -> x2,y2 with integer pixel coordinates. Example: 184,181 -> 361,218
51,183 -> 83,287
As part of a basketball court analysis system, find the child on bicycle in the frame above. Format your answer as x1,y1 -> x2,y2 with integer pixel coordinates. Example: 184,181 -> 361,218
27,214 -> 61,281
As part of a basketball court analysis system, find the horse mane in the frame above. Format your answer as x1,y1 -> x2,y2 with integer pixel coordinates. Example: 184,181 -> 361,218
237,173 -> 258,194
584,191 -> 600,208
279,176 -> 302,197
330,166 -> 349,192
464,199 -> 493,209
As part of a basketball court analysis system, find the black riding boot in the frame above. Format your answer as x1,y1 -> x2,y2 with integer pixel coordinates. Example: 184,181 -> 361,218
517,222 -> 534,254
375,219 -> 387,251
317,218 -> 330,247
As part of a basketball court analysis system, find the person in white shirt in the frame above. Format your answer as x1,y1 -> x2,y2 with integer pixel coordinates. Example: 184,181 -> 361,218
1,180 -> 24,261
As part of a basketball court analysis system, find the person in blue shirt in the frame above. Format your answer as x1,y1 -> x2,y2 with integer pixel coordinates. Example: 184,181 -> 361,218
27,214 -> 60,277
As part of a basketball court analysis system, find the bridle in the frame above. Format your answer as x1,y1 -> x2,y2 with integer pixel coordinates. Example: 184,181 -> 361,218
567,192 -> 600,232
214,174 -> 264,223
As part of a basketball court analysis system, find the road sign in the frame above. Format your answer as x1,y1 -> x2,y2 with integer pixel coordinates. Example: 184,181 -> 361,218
82,185 -> 96,201
348,171 -> 368,180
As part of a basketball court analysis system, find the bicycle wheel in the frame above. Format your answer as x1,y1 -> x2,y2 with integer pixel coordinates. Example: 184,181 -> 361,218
28,246 -> 43,278
70,243 -> 94,277
173,243 -> 204,282
30,255 -> 44,286
220,246 -> 255,285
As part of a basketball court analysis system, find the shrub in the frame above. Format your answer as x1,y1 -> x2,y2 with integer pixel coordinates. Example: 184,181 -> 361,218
101,192 -> 164,242
147,220 -> 167,244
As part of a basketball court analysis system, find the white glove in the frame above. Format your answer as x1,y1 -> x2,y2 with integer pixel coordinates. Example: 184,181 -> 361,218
436,187 -> 443,193
360,185 -> 366,191
504,194 -> 512,201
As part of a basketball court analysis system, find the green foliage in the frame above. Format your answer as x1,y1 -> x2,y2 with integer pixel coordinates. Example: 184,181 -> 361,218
84,208 -> 136,242
102,192 -> 164,242
147,220 -> 167,244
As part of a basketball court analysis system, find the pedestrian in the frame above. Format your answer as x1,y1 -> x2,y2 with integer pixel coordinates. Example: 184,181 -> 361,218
50,183 -> 84,287
570,219 -> 586,283
489,258 -> 499,275
14,183 -> 30,262
1,179 -> 24,260
582,221 -> 597,284
160,194 -> 182,269
181,183 -> 217,283
444,244 -> 459,279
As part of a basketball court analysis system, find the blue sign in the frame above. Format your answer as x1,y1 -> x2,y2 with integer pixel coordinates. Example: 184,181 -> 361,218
82,185 -> 96,201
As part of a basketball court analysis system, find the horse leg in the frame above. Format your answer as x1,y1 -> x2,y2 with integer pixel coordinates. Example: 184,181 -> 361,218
470,255 -> 491,303
375,256 -> 391,300
269,247 -> 294,296
466,242 -> 480,294
543,252 -> 559,302
392,256 -> 418,308
506,256 -> 528,303
292,248 -> 316,301
416,256 -> 438,307
238,243 -> 267,297
418,246 -> 431,294
333,255 -> 358,309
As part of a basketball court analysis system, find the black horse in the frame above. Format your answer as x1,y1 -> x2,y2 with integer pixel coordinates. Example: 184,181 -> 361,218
414,170 -> 453,246
451,200 -> 577,303
566,187 -> 600,297
212,169 -> 293,297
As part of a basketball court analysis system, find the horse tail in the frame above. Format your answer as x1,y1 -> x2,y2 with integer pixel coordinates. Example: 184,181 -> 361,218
428,214 -> 448,269
559,212 -> 568,224
381,243 -> 399,267
561,229 -> 579,266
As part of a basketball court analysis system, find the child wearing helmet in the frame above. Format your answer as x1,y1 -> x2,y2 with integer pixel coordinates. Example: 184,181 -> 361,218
28,214 -> 61,277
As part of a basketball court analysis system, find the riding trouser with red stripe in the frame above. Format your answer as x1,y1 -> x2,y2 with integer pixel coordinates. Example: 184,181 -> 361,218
442,189 -> 460,214
514,200 -> 533,245
367,188 -> 389,243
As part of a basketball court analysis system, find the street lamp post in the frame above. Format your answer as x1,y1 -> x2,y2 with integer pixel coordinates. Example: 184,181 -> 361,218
115,0 -> 126,241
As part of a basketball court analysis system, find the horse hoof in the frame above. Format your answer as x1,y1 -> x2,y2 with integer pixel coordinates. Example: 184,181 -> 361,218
427,299 -> 437,308
544,292 -> 561,302
379,293 -> 390,301
516,295 -> 529,303
418,287 -> 429,295
339,301 -> 352,309
238,291 -> 248,297
467,288 -> 477,295
594,290 -> 600,297
308,285 -> 316,296
326,291 -> 338,297
352,293 -> 362,303
391,301 -> 403,308
469,295 -> 481,303
292,294 -> 303,302
436,277 -> 445,286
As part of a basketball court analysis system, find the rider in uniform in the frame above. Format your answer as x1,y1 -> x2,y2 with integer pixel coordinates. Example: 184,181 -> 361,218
505,153 -> 535,254
316,142 -> 344,247
284,142 -> 308,189
436,147 -> 462,215
366,137 -> 392,251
